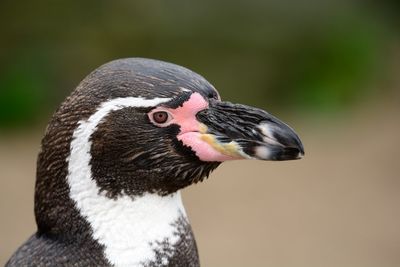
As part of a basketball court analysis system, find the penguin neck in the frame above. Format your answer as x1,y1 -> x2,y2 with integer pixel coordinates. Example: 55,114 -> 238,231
67,159 -> 189,266
67,136 -> 190,266
68,130 -> 189,266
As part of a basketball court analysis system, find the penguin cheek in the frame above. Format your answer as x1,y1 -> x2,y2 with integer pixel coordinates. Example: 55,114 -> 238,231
177,132 -> 238,162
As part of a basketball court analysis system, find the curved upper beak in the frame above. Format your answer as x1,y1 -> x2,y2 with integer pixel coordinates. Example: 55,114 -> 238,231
196,100 -> 304,161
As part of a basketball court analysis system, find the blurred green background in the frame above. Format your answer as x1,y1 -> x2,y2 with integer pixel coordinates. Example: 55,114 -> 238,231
1,1 -> 399,266
1,0 -> 398,128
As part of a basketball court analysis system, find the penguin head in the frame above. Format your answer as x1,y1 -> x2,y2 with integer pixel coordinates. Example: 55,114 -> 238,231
39,58 -> 304,201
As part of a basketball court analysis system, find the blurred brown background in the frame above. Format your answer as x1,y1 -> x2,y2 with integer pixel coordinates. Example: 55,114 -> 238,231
1,0 -> 399,266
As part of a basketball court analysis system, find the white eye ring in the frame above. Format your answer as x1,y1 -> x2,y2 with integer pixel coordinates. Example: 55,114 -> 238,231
149,109 -> 173,126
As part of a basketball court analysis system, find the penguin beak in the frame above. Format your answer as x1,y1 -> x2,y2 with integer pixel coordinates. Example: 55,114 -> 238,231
196,100 -> 304,161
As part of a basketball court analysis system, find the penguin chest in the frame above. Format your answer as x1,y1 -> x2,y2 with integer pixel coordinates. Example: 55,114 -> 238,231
77,192 -> 194,267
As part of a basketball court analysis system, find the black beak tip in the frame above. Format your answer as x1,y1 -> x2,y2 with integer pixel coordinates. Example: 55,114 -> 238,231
272,130 -> 305,161
291,136 -> 305,160
277,145 -> 304,161
295,137 -> 305,158
296,146 -> 305,160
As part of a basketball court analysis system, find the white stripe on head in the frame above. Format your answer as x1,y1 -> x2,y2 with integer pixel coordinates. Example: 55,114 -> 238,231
67,96 -> 188,267
179,86 -> 191,92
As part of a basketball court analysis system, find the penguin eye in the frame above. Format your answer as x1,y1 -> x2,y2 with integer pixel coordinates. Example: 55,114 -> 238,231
152,111 -> 169,124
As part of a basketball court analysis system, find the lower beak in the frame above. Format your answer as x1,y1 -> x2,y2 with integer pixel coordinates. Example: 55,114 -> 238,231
196,100 -> 304,161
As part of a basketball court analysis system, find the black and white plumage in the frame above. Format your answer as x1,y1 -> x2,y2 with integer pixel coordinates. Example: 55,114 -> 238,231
7,58 -> 304,267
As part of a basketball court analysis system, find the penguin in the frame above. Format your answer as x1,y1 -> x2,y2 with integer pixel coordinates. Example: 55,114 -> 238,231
6,58 -> 304,267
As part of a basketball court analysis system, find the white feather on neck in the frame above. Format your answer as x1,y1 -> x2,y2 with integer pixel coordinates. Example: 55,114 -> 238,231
67,97 -> 187,267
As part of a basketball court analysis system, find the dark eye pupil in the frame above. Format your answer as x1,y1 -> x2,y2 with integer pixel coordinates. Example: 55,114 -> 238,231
153,111 -> 168,123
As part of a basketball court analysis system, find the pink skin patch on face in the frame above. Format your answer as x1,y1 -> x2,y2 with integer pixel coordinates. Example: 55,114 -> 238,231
178,132 -> 237,161
148,92 -> 238,162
